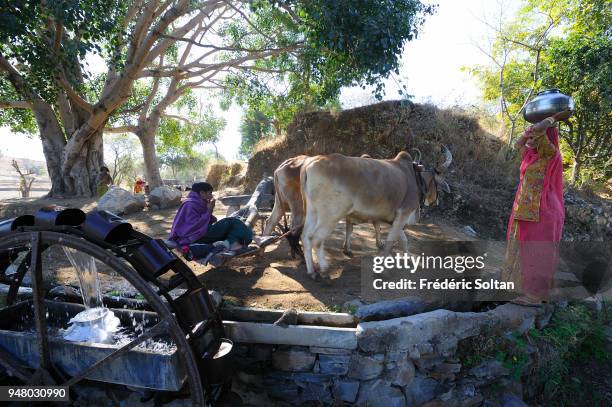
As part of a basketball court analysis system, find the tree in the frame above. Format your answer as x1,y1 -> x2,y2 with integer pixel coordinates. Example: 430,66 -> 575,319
1,0 -> 434,196
538,1 -> 611,183
467,0 -> 562,146
156,106 -> 224,180
11,159 -> 35,198
104,133 -> 140,187
467,0 -> 610,183
238,109 -> 273,158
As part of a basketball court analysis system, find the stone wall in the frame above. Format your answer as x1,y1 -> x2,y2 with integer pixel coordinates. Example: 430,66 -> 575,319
225,303 -> 553,406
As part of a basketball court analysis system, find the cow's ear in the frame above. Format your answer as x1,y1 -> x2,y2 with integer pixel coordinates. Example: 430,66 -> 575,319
435,175 -> 451,193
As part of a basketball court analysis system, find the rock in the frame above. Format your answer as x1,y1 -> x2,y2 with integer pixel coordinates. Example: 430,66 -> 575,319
348,353 -> 384,380
356,379 -> 405,407
469,360 -> 509,380
299,381 -> 333,404
149,186 -> 182,209
356,297 -> 427,322
319,354 -> 350,375
48,285 -> 80,299
271,347 -> 315,372
98,187 -> 145,215
404,375 -> 440,406
430,362 -> 461,380
357,309 -> 488,354
413,355 -> 445,372
384,357 -> 415,386
332,379 -> 360,403
266,384 -> 299,402
310,346 -> 352,355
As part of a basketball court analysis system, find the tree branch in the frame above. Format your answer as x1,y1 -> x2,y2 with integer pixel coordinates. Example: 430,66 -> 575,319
104,126 -> 138,134
0,101 -> 32,109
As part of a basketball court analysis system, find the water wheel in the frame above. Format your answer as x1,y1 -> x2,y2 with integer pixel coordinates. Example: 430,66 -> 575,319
0,209 -> 229,406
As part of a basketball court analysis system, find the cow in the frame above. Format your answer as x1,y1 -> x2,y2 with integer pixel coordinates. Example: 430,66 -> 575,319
263,155 -> 383,258
300,146 -> 452,281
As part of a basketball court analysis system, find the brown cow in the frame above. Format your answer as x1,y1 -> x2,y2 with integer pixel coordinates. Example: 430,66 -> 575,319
300,147 -> 452,281
263,155 -> 383,257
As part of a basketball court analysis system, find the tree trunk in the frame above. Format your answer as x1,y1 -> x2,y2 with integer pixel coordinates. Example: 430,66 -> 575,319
138,128 -> 163,189
570,158 -> 581,185
33,102 -> 104,198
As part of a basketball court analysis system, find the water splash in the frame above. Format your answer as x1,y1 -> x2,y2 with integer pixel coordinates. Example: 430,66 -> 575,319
62,307 -> 120,343
61,246 -> 119,343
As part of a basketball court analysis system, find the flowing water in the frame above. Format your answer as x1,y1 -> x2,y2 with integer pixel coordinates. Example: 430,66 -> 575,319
62,247 -> 103,308
61,246 -> 120,343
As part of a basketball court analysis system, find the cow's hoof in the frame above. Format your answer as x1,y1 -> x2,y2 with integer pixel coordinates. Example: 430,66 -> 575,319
343,249 -> 353,257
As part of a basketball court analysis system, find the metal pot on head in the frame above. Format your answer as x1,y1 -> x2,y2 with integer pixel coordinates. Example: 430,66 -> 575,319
523,89 -> 574,124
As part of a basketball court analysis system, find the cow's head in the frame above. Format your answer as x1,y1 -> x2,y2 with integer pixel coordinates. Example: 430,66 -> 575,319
419,144 -> 453,206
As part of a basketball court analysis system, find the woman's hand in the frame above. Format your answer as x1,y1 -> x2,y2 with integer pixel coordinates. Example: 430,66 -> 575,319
552,108 -> 573,122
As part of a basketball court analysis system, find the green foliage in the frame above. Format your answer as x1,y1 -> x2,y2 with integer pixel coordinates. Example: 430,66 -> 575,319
104,133 -> 140,187
222,0 -> 435,140
459,303 -> 610,405
467,0 -> 611,183
239,109 -> 273,158
157,108 -> 225,159
0,0 -> 128,100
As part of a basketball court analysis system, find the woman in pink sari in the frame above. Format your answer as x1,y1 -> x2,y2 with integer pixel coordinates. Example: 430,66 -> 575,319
504,110 -> 570,306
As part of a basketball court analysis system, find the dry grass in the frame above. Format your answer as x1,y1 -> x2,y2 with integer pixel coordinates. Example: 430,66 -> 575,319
206,161 -> 247,189
244,101 -> 518,191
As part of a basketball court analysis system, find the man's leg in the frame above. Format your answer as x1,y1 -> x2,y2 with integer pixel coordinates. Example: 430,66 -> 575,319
195,218 -> 234,244
195,217 -> 253,248
224,218 -> 253,247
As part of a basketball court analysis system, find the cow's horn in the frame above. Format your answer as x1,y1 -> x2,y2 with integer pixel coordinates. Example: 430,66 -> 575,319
411,148 -> 422,163
437,144 -> 453,171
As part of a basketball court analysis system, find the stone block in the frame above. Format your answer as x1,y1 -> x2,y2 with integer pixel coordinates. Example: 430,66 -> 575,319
357,309 -> 487,354
356,297 -> 427,322
384,357 -> 415,386
310,346 -> 352,355
348,353 -> 384,380
332,379 -> 360,403
469,360 -> 509,380
223,320 -> 358,349
272,347 -> 315,372
356,379 -> 406,407
318,354 -> 350,375
299,381 -> 333,404
404,375 -> 440,406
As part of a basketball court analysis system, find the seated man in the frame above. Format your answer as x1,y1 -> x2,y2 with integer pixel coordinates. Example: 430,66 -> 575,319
168,182 -> 253,257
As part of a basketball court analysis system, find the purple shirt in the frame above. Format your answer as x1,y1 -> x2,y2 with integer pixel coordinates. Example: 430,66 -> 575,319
169,191 -> 213,246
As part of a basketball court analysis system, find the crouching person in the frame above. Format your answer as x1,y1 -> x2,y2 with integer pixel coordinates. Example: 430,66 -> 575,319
168,182 -> 253,262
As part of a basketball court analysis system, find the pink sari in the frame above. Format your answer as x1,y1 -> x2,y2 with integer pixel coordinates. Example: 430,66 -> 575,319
505,127 -> 564,300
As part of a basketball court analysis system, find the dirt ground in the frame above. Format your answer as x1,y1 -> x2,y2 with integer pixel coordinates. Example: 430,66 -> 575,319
114,190 -> 509,311
1,190 -> 507,311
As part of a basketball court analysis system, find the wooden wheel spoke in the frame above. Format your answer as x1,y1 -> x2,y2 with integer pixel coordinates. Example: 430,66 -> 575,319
62,318 -> 170,387
29,232 -> 51,370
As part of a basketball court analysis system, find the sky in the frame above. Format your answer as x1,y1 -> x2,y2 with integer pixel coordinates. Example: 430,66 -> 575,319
0,0 -> 501,163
